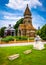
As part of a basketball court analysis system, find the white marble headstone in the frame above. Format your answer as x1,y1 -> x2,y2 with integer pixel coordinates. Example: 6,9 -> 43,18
34,35 -> 45,50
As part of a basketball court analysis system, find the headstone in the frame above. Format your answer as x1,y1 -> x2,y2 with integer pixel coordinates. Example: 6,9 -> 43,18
34,35 -> 45,50
8,54 -> 19,61
23,50 -> 32,54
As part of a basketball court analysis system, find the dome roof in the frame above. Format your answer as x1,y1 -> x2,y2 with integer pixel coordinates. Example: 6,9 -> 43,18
24,4 -> 32,16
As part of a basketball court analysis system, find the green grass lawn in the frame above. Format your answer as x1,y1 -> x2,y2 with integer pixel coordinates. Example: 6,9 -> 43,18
0,45 -> 46,65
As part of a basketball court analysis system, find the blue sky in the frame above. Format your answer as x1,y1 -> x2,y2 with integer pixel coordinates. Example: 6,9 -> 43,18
0,0 -> 46,29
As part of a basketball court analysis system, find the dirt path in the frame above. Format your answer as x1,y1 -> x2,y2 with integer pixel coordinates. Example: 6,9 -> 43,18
0,42 -> 46,47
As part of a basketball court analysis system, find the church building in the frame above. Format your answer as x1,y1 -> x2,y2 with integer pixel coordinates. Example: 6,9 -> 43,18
18,4 -> 36,37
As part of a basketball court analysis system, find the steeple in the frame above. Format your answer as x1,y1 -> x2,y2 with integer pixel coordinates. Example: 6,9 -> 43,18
18,4 -> 36,37
24,4 -> 32,16
27,4 -> 28,7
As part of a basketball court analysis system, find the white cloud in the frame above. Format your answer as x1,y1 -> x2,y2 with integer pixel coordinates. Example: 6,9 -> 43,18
0,14 -> 22,28
0,13 -> 45,29
6,0 -> 42,10
32,14 -> 45,29
0,0 -> 45,29
4,15 -> 22,20
0,20 -> 16,28
0,10 -> 23,28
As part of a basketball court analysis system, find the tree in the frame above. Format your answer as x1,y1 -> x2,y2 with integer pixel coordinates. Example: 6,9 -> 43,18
0,29 -> 1,37
36,29 -> 41,36
14,18 -> 23,29
0,27 -> 6,37
36,24 -> 46,40
40,24 -> 46,40
14,18 -> 23,35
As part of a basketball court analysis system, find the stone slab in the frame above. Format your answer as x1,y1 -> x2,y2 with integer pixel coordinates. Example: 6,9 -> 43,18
8,54 -> 19,61
23,50 -> 32,54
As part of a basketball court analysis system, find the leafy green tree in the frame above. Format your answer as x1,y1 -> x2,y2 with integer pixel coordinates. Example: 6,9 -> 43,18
36,29 -> 41,36
0,29 -> 1,37
14,18 -> 23,35
40,24 -> 46,40
14,18 -> 23,29
36,24 -> 46,40
0,27 -> 6,37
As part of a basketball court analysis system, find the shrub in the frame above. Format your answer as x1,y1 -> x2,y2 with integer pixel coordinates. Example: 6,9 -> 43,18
41,37 -> 46,40
1,36 -> 14,43
21,36 -> 28,40
29,37 -> 34,40
14,36 -> 28,41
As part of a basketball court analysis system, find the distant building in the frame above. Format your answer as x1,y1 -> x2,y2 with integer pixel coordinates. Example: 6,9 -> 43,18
4,24 -> 15,36
38,26 -> 40,30
18,4 -> 36,37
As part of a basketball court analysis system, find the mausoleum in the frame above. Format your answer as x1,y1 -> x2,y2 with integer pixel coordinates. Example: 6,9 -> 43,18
4,24 -> 15,36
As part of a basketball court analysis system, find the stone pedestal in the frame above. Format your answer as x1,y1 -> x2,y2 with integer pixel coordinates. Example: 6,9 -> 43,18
33,41 -> 45,50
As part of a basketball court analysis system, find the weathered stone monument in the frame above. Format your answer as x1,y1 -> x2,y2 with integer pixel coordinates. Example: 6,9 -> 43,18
23,50 -> 32,54
18,4 -> 36,37
34,35 -> 45,50
8,54 -> 19,61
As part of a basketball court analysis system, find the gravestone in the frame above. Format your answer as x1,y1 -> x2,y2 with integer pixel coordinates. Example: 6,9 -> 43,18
8,54 -> 19,61
34,35 -> 45,50
23,50 -> 32,54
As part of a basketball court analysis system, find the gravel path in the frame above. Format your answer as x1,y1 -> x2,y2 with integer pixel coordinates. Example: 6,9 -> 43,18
0,42 -> 46,47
